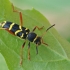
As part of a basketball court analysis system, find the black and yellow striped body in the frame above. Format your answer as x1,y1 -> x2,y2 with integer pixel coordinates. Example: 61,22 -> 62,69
1,21 -> 30,39
1,21 -> 42,45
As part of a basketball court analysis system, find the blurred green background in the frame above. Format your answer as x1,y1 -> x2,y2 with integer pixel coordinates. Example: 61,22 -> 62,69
0,0 -> 70,70
9,0 -> 70,42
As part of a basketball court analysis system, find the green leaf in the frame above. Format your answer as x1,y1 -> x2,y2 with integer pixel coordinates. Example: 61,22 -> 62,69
0,0 -> 70,70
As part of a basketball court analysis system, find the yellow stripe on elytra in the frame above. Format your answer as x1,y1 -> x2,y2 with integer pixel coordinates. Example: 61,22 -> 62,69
19,25 -> 22,29
25,28 -> 28,30
33,35 -> 38,42
2,21 -> 6,27
15,30 -> 22,35
15,25 -> 22,35
9,23 -> 15,30
21,33 -> 24,38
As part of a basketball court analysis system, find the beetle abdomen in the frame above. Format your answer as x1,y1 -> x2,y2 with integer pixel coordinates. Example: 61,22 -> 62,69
1,21 -> 30,39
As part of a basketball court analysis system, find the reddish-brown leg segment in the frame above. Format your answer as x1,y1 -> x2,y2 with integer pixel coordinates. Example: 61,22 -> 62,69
36,44 -> 38,54
32,26 -> 44,32
12,4 -> 23,27
20,41 -> 26,66
41,39 -> 48,46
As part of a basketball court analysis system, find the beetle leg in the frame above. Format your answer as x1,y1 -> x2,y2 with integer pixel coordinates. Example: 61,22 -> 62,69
32,26 -> 44,32
36,44 -> 38,54
12,4 -> 23,27
28,42 -> 30,60
20,41 -> 26,65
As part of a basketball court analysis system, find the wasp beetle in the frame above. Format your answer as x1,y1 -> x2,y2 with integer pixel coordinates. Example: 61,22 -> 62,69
0,4 -> 55,65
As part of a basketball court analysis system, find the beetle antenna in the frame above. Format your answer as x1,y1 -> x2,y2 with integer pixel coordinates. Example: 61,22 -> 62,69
41,24 -> 55,37
46,24 -> 55,31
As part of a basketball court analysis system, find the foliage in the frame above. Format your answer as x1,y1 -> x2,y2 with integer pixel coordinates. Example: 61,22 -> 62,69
0,0 -> 70,70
